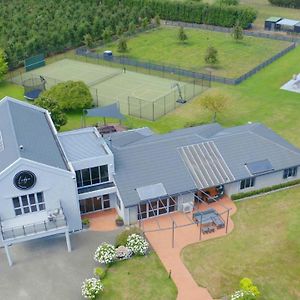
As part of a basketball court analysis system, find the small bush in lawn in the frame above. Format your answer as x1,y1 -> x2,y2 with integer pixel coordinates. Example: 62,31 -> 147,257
94,242 -> 116,264
116,245 -> 133,260
126,233 -> 149,256
115,227 -> 142,247
81,278 -> 103,300
94,267 -> 107,279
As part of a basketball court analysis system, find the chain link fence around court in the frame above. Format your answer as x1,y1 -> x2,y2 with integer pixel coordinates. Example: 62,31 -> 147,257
127,82 -> 204,120
8,57 -> 208,121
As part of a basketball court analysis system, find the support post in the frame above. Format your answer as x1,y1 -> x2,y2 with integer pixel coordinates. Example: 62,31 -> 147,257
199,214 -> 203,241
65,229 -> 71,253
4,244 -> 13,267
172,221 -> 175,248
225,209 -> 230,234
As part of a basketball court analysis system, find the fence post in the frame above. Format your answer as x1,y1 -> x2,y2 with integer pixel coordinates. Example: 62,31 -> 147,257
128,96 -> 130,116
152,102 -> 155,121
139,99 -> 142,119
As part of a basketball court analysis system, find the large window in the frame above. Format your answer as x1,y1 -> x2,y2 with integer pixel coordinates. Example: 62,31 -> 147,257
138,197 -> 178,220
240,177 -> 255,190
80,194 -> 110,214
12,192 -> 45,216
283,167 -> 297,179
76,165 -> 109,188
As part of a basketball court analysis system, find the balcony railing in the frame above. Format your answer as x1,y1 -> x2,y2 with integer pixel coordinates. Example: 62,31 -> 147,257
0,209 -> 67,241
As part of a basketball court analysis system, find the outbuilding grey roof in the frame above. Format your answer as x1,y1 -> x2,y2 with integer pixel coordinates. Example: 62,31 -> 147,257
0,97 -> 68,173
58,127 -> 109,163
277,18 -> 300,26
108,122 -> 300,207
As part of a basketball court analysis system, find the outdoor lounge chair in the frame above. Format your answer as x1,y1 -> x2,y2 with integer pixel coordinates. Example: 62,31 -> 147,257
212,216 -> 225,229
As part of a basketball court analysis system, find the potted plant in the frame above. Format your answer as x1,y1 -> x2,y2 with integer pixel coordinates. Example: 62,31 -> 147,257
82,218 -> 90,229
115,216 -> 124,226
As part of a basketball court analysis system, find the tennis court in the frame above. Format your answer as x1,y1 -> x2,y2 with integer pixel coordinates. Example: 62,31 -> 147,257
16,58 -> 205,120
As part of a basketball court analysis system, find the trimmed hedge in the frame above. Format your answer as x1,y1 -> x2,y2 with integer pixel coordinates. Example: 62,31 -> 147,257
105,0 -> 257,29
268,0 -> 300,8
231,179 -> 300,200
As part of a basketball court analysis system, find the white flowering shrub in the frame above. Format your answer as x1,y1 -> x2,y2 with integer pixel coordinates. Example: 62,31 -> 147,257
115,245 -> 132,260
230,290 -> 256,300
81,278 -> 103,300
94,242 -> 116,264
126,234 -> 149,256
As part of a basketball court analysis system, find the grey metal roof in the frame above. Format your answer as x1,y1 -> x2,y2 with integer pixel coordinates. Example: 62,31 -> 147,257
277,19 -> 299,26
179,141 -> 235,189
112,135 -> 199,207
58,128 -> 108,163
136,183 -> 167,201
110,122 -> 300,207
0,97 -> 68,173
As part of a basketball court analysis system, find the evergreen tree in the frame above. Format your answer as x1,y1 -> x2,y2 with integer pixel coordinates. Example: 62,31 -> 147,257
232,21 -> 243,42
178,26 -> 188,43
118,36 -> 128,53
0,49 -> 8,81
205,46 -> 218,65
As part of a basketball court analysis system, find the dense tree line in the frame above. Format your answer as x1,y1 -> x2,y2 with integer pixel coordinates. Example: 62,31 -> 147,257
0,0 -> 152,68
104,0 -> 257,29
268,0 -> 300,8
0,0 -> 256,69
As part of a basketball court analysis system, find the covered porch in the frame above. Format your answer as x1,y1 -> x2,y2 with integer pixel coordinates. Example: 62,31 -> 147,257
0,208 -> 71,266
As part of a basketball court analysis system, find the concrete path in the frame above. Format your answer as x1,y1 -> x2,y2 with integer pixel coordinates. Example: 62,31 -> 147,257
0,230 -> 121,300
144,197 -> 237,300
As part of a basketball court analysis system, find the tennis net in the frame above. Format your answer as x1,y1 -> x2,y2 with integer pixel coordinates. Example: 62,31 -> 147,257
87,70 -> 122,87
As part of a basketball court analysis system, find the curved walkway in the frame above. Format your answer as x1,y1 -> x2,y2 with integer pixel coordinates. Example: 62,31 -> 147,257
143,197 -> 237,300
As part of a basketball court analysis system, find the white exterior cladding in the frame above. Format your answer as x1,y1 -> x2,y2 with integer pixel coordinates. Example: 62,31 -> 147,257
224,167 -> 300,196
0,159 -> 82,245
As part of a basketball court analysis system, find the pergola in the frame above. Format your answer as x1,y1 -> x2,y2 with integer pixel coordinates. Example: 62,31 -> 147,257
137,186 -> 231,247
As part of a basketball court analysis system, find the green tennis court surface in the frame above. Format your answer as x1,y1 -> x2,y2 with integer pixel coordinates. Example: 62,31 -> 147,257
22,58 -> 204,120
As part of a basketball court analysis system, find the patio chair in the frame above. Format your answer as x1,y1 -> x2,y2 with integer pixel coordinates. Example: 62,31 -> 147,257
212,216 -> 225,229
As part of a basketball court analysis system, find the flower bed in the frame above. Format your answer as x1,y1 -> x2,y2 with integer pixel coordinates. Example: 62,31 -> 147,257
126,233 -> 149,256
81,278 -> 103,300
94,243 -> 116,264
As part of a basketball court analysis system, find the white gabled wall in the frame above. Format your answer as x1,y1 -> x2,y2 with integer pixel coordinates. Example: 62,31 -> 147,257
0,159 -> 82,232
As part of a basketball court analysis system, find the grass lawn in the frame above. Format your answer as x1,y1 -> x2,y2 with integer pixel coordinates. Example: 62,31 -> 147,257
2,46 -> 300,149
102,252 -> 177,299
205,0 -> 300,29
96,27 -> 291,78
182,187 -> 300,299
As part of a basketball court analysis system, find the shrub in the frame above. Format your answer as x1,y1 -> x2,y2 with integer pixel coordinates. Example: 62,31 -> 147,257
231,179 -> 300,200
94,267 -> 107,279
81,278 -> 103,300
41,81 -> 93,111
115,245 -> 133,260
82,218 -> 90,226
115,227 -> 142,247
240,278 -> 260,297
94,243 -> 116,264
126,233 -> 149,256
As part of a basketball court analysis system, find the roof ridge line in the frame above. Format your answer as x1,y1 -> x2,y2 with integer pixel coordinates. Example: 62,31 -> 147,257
250,131 -> 300,158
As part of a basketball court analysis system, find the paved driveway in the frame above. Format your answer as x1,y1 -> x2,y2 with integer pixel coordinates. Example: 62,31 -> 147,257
0,230 -> 121,300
